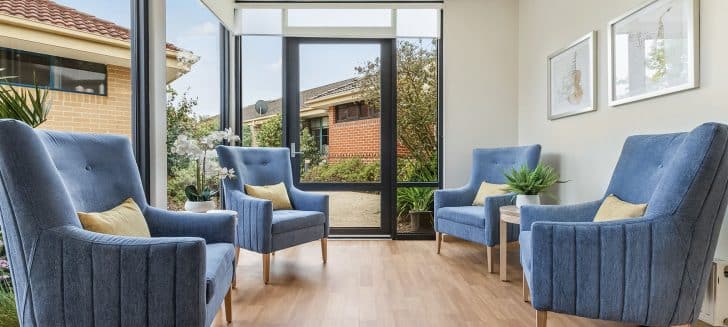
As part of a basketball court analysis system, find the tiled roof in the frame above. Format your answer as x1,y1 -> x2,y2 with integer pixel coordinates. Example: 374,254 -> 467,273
243,78 -> 359,121
0,0 -> 181,51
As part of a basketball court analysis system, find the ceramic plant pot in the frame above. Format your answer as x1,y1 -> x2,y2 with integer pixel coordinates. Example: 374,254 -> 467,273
516,194 -> 541,208
184,200 -> 216,213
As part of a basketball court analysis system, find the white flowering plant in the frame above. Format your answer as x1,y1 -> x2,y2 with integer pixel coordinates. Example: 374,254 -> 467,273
172,128 -> 240,202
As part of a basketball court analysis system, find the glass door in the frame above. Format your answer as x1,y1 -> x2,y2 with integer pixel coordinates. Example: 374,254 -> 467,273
285,38 -> 395,236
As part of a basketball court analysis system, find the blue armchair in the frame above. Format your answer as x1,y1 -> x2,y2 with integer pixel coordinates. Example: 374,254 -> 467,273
216,146 -> 329,284
435,145 -> 541,272
0,120 -> 236,326
520,123 -> 728,326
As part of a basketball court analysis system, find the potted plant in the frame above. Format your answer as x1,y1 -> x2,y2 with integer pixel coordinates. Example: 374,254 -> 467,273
0,71 -> 51,128
172,129 -> 239,212
397,187 -> 435,231
504,163 -> 563,208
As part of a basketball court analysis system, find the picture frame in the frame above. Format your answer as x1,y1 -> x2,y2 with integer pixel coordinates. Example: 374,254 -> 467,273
607,0 -> 700,107
547,31 -> 597,120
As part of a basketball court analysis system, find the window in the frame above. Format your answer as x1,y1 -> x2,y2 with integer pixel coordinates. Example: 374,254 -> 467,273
287,9 -> 392,28
0,47 -> 107,95
309,117 -> 329,154
335,102 -> 378,122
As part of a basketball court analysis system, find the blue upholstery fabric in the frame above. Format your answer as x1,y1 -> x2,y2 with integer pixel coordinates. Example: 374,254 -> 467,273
216,146 -> 329,254
519,123 -> 728,326
0,120 -> 235,327
434,145 -> 541,247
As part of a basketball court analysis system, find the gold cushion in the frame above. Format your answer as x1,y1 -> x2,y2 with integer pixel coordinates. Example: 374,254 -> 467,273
77,198 -> 151,237
593,194 -> 647,222
472,182 -> 510,206
244,182 -> 293,210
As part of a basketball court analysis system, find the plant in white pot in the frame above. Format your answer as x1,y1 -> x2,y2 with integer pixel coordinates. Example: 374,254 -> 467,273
504,163 -> 564,208
173,129 -> 239,212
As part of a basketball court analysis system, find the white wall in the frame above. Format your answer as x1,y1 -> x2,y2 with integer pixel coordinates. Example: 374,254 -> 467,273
442,0 -> 520,188
517,0 -> 728,259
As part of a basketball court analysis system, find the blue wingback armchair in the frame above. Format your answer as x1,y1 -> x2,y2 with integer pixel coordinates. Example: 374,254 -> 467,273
520,123 -> 728,327
0,120 -> 236,326
435,145 -> 541,272
216,146 -> 329,284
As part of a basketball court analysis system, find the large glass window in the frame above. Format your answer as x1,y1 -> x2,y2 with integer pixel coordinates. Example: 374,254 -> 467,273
240,35 -> 283,147
287,9 -> 392,28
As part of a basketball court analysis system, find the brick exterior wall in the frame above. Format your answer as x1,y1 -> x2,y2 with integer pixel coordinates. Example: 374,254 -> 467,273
326,105 -> 380,163
36,64 -> 132,137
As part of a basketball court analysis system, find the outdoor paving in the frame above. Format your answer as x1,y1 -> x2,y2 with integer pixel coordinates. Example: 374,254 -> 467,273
323,191 -> 380,228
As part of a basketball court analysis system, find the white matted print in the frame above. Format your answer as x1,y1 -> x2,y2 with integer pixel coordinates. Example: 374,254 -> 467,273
548,32 -> 597,120
608,0 -> 699,106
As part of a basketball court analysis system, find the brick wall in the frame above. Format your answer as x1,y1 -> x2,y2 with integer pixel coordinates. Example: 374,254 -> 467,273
327,105 -> 380,163
36,64 -> 132,137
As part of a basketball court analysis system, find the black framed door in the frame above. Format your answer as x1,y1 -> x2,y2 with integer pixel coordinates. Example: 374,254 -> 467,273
284,37 -> 396,236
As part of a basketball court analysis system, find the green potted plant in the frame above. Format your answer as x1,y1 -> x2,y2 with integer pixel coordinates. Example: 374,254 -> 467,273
172,129 -> 239,212
397,187 -> 435,231
0,71 -> 51,128
504,163 -> 563,208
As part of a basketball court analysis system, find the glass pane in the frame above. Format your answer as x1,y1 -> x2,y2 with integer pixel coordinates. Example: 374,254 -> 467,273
166,0 -> 222,210
396,39 -> 439,183
240,36 -> 283,148
325,191 -> 381,228
396,187 -> 436,234
238,9 -> 282,35
396,9 -> 440,38
297,43 -> 381,183
287,9 -> 392,28
13,0 -> 131,135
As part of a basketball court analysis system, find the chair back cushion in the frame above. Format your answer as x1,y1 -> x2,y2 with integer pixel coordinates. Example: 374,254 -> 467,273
469,145 -> 541,187
216,146 -> 294,193
36,130 -> 148,213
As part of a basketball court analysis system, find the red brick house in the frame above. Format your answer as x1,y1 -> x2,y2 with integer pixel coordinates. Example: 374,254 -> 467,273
243,78 -> 384,163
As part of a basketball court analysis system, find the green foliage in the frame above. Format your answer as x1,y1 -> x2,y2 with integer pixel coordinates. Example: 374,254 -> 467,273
256,114 -> 283,147
300,127 -> 322,166
301,159 -> 379,183
397,187 -> 435,217
0,75 -> 51,128
241,124 -> 253,147
184,185 -> 218,202
0,281 -> 17,327
504,163 -> 562,195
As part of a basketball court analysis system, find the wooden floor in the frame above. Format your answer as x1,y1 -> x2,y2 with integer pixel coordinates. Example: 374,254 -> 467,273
211,237 -> 694,327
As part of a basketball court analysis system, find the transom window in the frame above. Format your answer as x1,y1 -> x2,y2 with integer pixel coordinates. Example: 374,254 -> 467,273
0,47 -> 107,96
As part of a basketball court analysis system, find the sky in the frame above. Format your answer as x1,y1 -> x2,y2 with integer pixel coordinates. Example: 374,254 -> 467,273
51,1 -> 437,115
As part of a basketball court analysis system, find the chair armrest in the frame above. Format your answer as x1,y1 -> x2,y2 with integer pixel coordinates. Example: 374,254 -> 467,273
289,187 -> 330,237
144,206 -> 236,244
39,226 -> 207,326
434,186 -> 474,210
483,193 -> 517,246
520,200 -> 602,231
527,214 -> 692,325
226,190 -> 273,253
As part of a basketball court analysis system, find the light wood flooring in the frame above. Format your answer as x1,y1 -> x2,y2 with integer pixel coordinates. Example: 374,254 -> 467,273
212,237 -> 702,327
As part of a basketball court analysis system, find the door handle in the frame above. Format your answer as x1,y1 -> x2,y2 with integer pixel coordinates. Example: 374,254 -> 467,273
290,142 -> 304,158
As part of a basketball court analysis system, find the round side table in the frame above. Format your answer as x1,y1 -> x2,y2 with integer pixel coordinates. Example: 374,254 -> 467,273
499,205 -> 521,282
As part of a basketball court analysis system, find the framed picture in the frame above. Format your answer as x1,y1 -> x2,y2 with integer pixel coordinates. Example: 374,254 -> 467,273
547,31 -> 597,120
608,0 -> 700,106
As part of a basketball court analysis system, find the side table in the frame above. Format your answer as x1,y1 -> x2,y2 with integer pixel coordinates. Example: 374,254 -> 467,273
499,205 -> 521,282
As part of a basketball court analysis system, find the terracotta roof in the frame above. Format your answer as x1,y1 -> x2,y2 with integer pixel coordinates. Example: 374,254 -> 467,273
243,78 -> 359,121
0,0 -> 181,51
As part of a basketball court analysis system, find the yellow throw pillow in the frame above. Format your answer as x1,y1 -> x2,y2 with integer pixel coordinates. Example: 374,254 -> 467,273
244,182 -> 293,210
77,198 -> 151,237
472,182 -> 510,206
593,194 -> 647,222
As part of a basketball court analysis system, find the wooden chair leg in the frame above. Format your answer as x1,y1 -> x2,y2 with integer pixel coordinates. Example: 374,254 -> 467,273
321,238 -> 328,264
262,253 -> 270,284
436,232 -> 443,254
523,270 -> 530,302
225,287 -> 232,323
232,246 -> 240,289
486,246 -> 494,273
537,311 -> 547,327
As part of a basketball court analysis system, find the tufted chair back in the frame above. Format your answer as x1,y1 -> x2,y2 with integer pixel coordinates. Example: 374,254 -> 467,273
467,145 -> 542,192
0,120 -> 83,320
36,130 -> 148,213
216,147 -> 294,193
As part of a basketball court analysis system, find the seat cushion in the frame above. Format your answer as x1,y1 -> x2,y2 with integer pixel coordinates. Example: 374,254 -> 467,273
519,231 -> 533,285
272,210 -> 326,234
205,243 -> 235,303
436,206 -> 486,228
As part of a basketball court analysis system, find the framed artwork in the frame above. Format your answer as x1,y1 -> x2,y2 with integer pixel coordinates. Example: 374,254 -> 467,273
608,0 -> 700,106
547,31 -> 597,120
